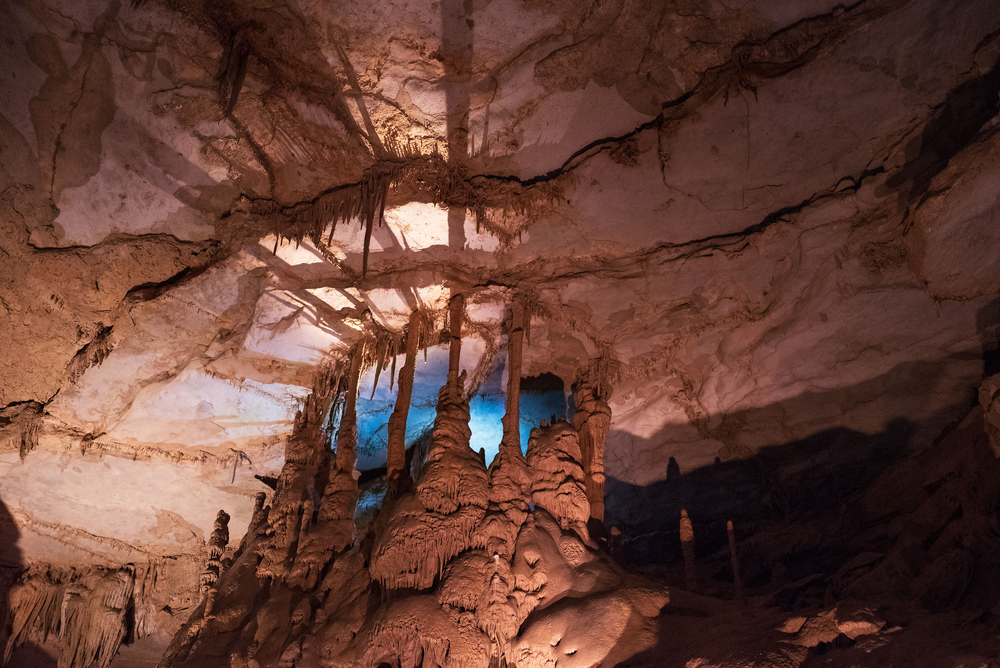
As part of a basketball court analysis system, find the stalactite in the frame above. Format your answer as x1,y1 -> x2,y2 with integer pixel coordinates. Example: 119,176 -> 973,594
66,326 -> 115,385
728,519 -> 744,602
219,27 -> 251,115
4,565 -> 147,668
680,509 -> 698,594
386,309 -> 423,496
0,401 -> 43,460
199,510 -> 231,601
355,321 -> 407,403
337,343 -> 364,474
572,384 -> 612,522
447,292 -> 464,392
250,154 -> 562,284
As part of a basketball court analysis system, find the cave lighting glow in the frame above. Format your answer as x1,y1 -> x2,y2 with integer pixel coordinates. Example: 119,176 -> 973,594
347,343 -> 568,471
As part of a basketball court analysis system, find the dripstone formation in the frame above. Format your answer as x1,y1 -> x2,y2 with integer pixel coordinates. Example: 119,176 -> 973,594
2,0 -> 1000,665
158,302 -> 664,668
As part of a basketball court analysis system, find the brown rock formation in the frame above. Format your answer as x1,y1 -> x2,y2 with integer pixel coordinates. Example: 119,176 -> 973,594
980,373 -> 1000,457
385,309 -> 425,496
3,0 -> 1000,665
680,509 -> 698,594
198,510 -> 230,600
573,384 -> 612,522
526,421 -> 591,540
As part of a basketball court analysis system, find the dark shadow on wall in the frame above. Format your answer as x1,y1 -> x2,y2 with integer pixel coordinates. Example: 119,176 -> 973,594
0,495 -> 22,662
607,418 -> 914,571
441,0 -> 473,251
0,494 -> 55,667
878,54 -> 1000,208
977,298 -> 1000,379
604,357 -> 978,573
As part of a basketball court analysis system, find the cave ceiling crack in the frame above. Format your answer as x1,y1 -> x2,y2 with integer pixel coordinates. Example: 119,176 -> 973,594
210,0 -> 889,223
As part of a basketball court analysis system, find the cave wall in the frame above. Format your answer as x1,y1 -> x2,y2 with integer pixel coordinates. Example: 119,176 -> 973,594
1,0 -> 1000,664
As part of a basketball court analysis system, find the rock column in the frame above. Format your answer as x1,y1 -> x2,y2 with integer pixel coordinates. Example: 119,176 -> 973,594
386,310 -> 422,494
572,385 -> 611,522
337,344 -> 363,473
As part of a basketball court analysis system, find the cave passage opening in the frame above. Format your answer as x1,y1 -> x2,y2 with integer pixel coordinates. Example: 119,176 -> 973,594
331,342 -> 569,472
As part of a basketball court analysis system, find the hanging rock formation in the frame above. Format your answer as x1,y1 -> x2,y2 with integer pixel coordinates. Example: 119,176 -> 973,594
4,565 -> 155,668
385,309 -> 425,496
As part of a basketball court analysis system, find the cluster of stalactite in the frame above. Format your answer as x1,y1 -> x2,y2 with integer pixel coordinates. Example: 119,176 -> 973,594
0,400 -> 43,460
2,563 -> 158,668
157,294 -> 671,668
245,150 -> 563,279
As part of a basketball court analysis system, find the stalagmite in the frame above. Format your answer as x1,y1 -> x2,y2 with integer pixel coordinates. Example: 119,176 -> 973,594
680,509 -> 698,594
386,309 -> 423,496
526,422 -> 591,541
371,297 -> 490,591
199,510 -> 230,601
371,372 -> 489,590
361,596 -> 491,668
469,300 -> 533,652
257,365 -> 342,580
288,466 -> 359,590
288,346 -> 364,590
238,492 -> 269,555
572,384 -> 612,522
728,520 -> 744,602
480,297 -> 531,547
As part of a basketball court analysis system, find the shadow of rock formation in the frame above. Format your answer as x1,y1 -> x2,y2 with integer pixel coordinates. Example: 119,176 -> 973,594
0,493 -> 58,667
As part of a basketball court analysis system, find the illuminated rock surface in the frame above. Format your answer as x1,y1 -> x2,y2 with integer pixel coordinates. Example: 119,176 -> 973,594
1,0 -> 1000,665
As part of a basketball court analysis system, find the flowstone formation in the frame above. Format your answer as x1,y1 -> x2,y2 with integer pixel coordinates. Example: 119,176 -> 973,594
158,301 -> 668,668
2,0 -> 1000,665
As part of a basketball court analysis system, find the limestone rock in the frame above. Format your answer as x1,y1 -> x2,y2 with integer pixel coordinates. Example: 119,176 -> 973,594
2,0 -> 1000,664
526,422 -> 591,539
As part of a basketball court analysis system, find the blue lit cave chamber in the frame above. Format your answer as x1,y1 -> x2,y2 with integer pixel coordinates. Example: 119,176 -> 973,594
338,341 -> 569,524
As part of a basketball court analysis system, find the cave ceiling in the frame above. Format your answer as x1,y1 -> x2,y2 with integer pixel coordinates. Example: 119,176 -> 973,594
1,0 -> 999,571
